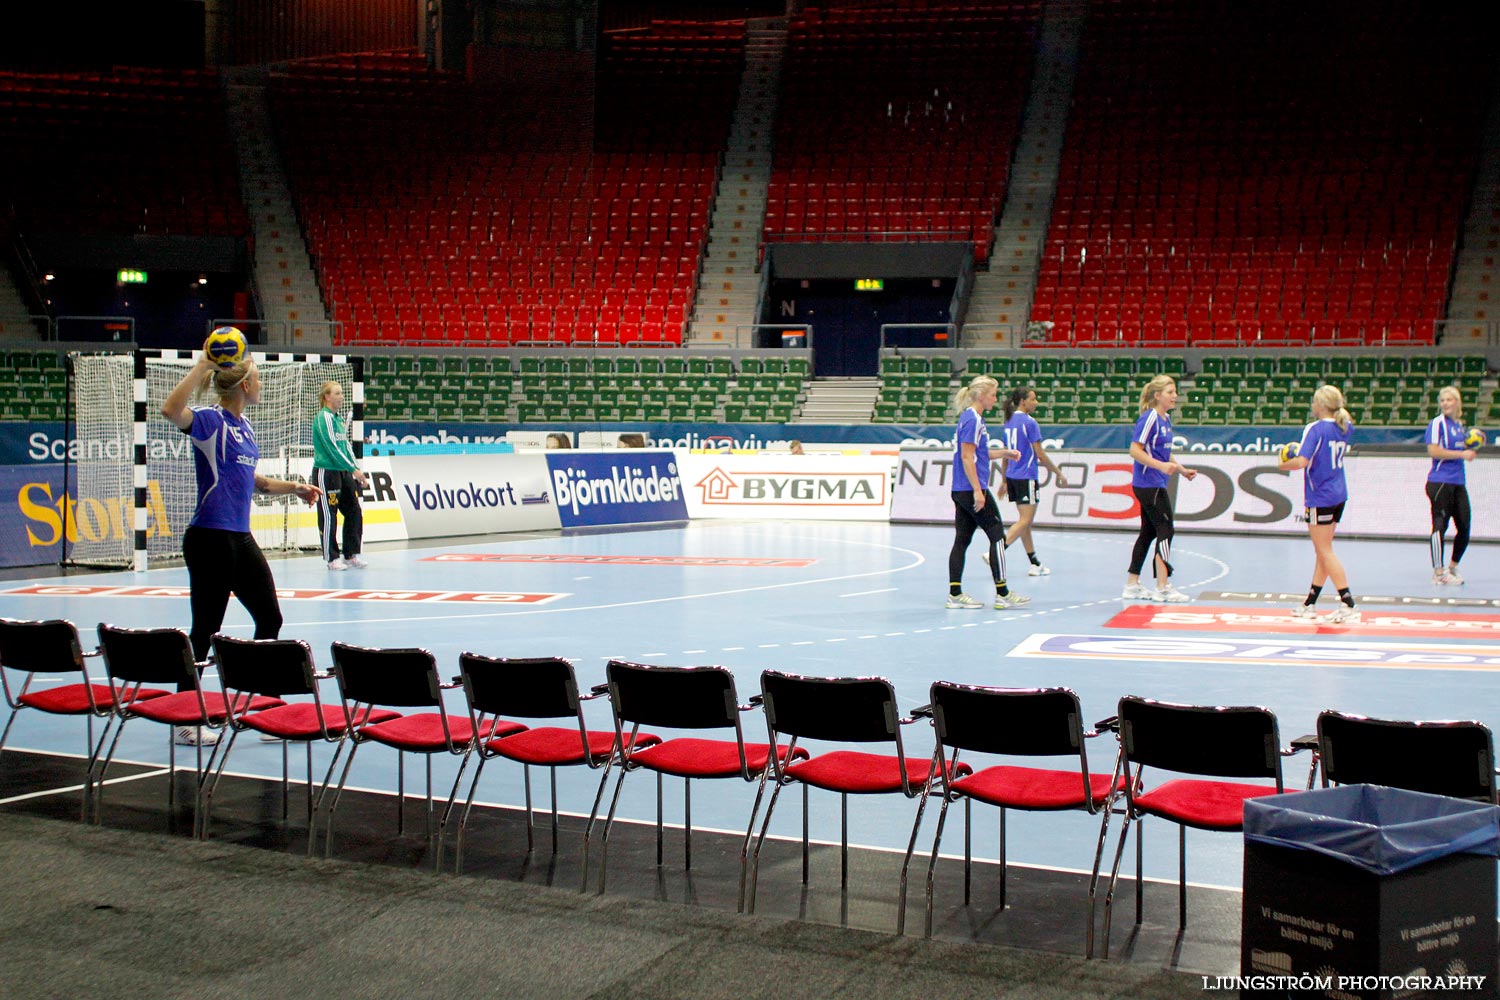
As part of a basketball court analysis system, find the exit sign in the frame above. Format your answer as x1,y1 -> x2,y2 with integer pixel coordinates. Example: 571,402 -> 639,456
854,279 -> 883,291
117,269 -> 148,284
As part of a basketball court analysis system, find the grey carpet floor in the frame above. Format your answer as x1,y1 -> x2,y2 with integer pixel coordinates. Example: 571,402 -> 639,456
0,811 -> 1212,1000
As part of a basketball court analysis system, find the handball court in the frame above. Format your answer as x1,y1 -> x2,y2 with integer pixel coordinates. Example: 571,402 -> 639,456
1,517 -> 1496,978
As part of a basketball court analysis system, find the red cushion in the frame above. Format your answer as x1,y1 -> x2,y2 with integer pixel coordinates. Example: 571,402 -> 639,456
19,683 -> 169,714
627,738 -> 806,778
485,726 -> 661,766
1134,779 -> 1281,830
128,691 -> 283,725
783,750 -> 938,795
358,713 -> 520,751
952,765 -> 1124,810
242,703 -> 400,740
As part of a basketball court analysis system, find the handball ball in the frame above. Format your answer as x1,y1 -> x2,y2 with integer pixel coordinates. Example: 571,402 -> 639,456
205,326 -> 247,369
1466,428 -> 1487,449
1278,441 -> 1300,463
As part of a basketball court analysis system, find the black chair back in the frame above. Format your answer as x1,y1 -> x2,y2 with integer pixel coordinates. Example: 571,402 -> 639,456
0,618 -> 84,673
1318,710 -> 1497,803
931,682 -> 1084,756
213,636 -> 317,698
606,660 -> 738,729
761,670 -> 899,743
97,623 -> 199,688
459,654 -> 578,719
1119,696 -> 1281,781
330,642 -> 440,707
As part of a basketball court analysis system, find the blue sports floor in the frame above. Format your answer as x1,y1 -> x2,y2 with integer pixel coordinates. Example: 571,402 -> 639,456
1,518 -> 1496,898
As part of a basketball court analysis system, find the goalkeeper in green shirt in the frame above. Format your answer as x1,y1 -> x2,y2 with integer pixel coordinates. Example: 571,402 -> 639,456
312,380 -> 368,570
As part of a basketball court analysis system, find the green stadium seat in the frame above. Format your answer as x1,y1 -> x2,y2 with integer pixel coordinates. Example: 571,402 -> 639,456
417,356 -> 440,375
710,357 -> 733,376
787,357 -> 810,377
1231,404 -> 1256,424
1037,357 -> 1062,377
1225,357 -> 1250,377
966,357 -> 990,376
1199,356 -> 1224,376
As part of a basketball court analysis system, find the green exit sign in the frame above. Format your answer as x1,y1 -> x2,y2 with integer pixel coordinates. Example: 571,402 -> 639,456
117,269 -> 148,284
854,278 -> 883,291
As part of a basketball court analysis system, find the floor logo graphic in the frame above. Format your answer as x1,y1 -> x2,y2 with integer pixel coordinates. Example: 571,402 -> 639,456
1008,634 -> 1500,671
2,584 -> 566,604
1108,604 -> 1500,639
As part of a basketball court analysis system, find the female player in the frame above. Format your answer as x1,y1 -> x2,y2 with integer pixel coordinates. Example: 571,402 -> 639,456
161,346 -> 321,742
1280,384 -> 1359,623
313,380 -> 369,570
1425,385 -> 1477,585
1000,386 -> 1068,575
947,375 -> 1027,610
1122,374 -> 1195,602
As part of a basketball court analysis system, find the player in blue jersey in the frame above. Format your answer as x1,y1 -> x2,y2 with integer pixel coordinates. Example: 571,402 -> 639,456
1122,374 -> 1196,603
161,348 -> 322,742
947,375 -> 1027,610
1425,386 -> 1477,585
999,386 -> 1068,575
1280,384 -> 1359,623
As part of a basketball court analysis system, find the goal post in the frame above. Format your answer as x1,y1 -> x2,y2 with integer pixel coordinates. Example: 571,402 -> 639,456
67,349 -> 362,570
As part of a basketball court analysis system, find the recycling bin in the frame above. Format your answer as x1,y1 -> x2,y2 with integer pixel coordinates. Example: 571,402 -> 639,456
1241,784 -> 1500,999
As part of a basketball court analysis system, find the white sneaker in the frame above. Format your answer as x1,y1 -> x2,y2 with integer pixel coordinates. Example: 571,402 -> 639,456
1027,563 -> 1050,576
1324,605 -> 1361,624
328,558 -> 349,571
346,555 -> 368,569
994,592 -> 1031,609
1290,603 -> 1319,619
174,726 -> 219,746
1122,583 -> 1154,600
1153,584 -> 1192,603
1445,568 -> 1464,586
945,593 -> 985,609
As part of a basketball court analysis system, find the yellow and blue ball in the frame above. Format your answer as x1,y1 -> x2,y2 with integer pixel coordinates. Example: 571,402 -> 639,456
1277,441 -> 1300,463
204,326 -> 247,369
1465,427 -> 1486,449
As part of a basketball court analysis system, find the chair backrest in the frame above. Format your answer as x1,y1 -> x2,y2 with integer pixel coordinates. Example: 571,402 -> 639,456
1119,696 -> 1282,783
96,623 -> 199,688
1317,710 -> 1497,803
212,635 -> 317,698
931,681 -> 1085,757
458,653 -> 578,719
761,670 -> 899,744
606,660 -> 738,730
330,642 -> 440,708
0,617 -> 84,674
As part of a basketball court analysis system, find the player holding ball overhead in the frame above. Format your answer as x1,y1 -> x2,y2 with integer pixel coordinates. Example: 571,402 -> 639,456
1425,385 -> 1480,585
1281,384 -> 1359,623
161,335 -> 322,739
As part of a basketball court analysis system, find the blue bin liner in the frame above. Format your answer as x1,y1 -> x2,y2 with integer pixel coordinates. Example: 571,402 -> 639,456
1244,784 -> 1500,876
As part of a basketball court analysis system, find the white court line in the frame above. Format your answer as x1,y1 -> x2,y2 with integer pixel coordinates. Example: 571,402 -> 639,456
0,768 -> 167,805
840,588 -> 897,597
260,529 -> 929,630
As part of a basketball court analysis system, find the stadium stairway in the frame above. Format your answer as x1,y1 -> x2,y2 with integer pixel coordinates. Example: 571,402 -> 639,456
689,16 -> 788,349
795,376 -> 882,424
225,67 -> 330,349
962,0 -> 1087,348
1445,59 -> 1500,344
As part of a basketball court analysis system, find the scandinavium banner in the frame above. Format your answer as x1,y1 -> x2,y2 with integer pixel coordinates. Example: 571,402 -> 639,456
891,448 -> 1499,541
678,453 -> 893,521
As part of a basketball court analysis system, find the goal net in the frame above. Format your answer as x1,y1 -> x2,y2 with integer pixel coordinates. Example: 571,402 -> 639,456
68,351 -> 359,569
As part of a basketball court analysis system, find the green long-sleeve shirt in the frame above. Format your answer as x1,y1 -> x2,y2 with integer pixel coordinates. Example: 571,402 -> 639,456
312,407 -> 358,472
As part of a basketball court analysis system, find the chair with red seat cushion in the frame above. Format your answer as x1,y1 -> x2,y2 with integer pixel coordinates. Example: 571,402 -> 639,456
437,653 -> 662,874
1089,696 -> 1286,958
743,670 -> 955,931
93,623 -> 283,827
0,618 -> 171,817
200,634 -> 401,843
912,682 -> 1124,941
318,641 -> 524,860
592,659 -> 804,895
